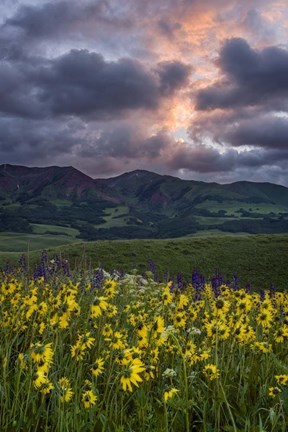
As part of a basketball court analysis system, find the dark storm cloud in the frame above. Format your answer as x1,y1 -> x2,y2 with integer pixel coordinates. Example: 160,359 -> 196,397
157,61 -> 191,95
48,52 -> 190,115
168,143 -> 288,174
79,126 -> 171,159
0,49 -> 190,119
0,2 -> 75,61
47,51 -> 161,116
144,133 -> 171,157
5,1 -> 128,39
6,2 -> 74,38
225,116 -> 288,149
191,109 -> 288,153
196,38 -> 288,110
78,124 -> 288,175
237,148 -> 288,167
2,113 -> 288,185
196,86 -> 245,111
0,117 -> 79,164
0,1 -> 135,62
220,38 -> 288,88
77,125 -> 288,176
79,126 -> 141,159
168,145 -> 237,173
193,38 -> 288,156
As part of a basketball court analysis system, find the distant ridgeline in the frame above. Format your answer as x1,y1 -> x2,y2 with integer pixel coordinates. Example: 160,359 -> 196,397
1,164 -> 288,239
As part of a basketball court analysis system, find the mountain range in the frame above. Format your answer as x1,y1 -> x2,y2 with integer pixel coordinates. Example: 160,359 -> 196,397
1,163 -> 288,239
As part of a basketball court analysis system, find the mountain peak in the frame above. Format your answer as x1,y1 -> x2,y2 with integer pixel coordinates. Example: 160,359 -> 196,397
0,164 -> 111,201
110,169 -> 161,179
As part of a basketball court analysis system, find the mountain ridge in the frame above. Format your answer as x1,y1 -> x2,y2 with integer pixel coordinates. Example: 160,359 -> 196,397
1,164 -> 288,239
1,163 -> 286,190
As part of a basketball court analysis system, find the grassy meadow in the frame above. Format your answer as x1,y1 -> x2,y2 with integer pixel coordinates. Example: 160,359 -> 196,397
0,233 -> 288,430
1,258 -> 288,431
0,224 -> 80,253
1,234 -> 288,290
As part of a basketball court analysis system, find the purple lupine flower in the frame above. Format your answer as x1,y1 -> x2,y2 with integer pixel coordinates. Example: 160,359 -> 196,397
5,260 -> 11,275
211,273 -> 222,297
33,262 -> 46,281
245,283 -> 252,294
191,269 -> 205,289
62,259 -> 71,277
93,268 -> 104,289
147,259 -> 158,281
269,284 -> 276,298
176,272 -> 184,290
18,254 -> 27,273
233,275 -> 239,290
41,250 -> 49,267
191,269 -> 205,300
191,269 -> 199,288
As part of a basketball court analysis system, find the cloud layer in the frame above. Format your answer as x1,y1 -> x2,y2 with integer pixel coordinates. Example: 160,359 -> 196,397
1,0 -> 288,185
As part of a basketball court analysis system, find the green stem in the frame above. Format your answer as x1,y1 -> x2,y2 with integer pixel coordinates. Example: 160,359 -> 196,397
164,401 -> 169,432
169,333 -> 190,432
219,381 -> 237,432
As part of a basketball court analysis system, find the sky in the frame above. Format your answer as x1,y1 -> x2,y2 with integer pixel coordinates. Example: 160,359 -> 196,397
1,0 -> 288,185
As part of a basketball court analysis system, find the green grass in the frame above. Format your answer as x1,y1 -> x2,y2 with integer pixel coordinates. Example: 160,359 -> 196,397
195,200 -> 288,215
1,234 -> 287,290
0,224 -> 80,254
50,199 -> 72,206
0,232 -> 81,253
190,229 -> 250,236
32,224 -> 79,237
195,216 -> 245,225
0,202 -> 20,209
97,206 -> 130,228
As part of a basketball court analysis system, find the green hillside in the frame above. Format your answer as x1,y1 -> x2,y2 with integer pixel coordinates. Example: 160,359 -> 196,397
1,165 -> 288,239
1,235 -> 288,291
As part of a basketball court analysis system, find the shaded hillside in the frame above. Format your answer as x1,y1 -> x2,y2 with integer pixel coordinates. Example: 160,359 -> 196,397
0,164 -> 118,202
0,164 -> 288,240
103,169 -> 288,209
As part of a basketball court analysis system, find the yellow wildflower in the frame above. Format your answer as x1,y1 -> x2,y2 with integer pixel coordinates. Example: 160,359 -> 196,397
164,387 -> 179,402
90,358 -> 105,377
268,387 -> 281,398
203,364 -> 220,381
58,377 -> 73,403
275,374 -> 288,386
120,358 -> 146,392
30,342 -> 53,364
82,390 -> 97,409
90,296 -> 108,318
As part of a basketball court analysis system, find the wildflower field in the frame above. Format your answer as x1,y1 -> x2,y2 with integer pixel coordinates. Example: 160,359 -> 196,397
1,255 -> 288,431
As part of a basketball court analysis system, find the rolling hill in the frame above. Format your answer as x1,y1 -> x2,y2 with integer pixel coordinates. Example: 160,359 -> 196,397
1,164 -> 288,242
